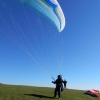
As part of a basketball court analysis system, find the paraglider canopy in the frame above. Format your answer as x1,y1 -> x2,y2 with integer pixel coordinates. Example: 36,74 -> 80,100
17,0 -> 65,32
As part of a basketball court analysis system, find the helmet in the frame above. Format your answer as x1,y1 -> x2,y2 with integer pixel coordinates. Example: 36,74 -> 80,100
58,75 -> 61,79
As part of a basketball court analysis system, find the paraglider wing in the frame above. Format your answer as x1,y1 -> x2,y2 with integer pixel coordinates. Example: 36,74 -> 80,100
17,0 -> 65,32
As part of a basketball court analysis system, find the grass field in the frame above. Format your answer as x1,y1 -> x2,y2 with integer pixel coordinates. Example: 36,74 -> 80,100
0,84 -> 100,100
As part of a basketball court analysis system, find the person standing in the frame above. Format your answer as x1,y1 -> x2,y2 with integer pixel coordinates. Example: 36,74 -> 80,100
52,75 -> 63,99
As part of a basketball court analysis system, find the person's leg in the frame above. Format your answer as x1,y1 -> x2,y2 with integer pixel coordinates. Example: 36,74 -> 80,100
58,87 -> 61,99
54,88 -> 57,97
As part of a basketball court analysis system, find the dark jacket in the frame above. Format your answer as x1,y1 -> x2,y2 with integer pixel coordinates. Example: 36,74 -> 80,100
52,78 -> 63,88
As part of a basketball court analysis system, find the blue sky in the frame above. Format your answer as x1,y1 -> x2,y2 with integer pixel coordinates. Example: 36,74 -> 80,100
0,0 -> 100,90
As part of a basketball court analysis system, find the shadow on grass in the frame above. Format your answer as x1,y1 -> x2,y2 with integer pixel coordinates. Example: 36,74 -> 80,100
24,93 -> 53,99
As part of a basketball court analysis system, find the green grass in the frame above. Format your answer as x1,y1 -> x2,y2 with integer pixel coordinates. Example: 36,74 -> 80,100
0,84 -> 100,100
